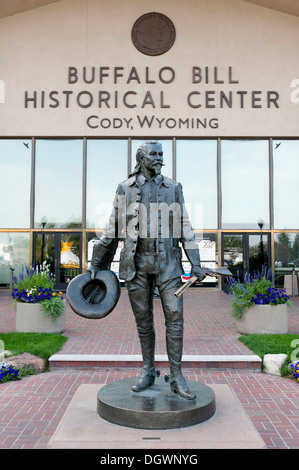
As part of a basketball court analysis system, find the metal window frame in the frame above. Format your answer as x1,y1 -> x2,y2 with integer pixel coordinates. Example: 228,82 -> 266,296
0,136 -> 299,290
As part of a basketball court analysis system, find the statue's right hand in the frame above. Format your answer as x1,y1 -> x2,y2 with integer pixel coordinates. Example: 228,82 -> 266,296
88,266 -> 98,280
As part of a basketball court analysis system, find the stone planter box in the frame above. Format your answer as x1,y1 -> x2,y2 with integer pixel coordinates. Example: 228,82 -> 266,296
236,303 -> 288,335
16,302 -> 66,333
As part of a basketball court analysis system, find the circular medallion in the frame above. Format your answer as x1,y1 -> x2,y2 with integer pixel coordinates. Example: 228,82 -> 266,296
131,12 -> 176,56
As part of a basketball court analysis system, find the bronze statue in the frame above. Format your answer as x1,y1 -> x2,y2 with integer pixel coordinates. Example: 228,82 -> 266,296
88,140 -> 207,400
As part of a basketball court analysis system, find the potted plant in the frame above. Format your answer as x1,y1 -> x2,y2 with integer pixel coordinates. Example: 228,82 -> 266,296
228,268 -> 292,334
12,263 -> 66,333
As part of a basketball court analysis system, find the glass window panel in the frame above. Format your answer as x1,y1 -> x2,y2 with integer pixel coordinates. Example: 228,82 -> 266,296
176,140 -> 217,229
223,234 -> 244,276
182,233 -> 219,287
221,140 -> 270,229
87,232 -> 123,280
0,232 -> 30,286
274,232 -> 299,288
248,234 -> 269,275
131,139 -> 173,179
273,140 -> 299,229
0,140 -> 31,228
59,233 -> 81,286
34,233 -> 55,275
35,139 -> 83,228
34,232 -> 82,290
86,140 -> 128,229
222,234 -> 244,292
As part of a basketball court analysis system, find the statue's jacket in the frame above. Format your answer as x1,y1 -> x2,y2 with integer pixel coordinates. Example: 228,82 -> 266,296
91,173 -> 201,285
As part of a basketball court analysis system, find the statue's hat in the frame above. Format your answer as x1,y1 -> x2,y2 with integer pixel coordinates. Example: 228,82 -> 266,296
66,270 -> 121,319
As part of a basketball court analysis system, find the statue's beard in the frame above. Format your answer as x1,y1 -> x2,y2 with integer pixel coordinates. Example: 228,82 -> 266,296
153,161 -> 164,175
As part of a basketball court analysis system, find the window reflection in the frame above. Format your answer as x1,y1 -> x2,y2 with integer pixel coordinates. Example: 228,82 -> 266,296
87,232 -> 123,281
176,140 -> 217,229
0,140 -> 31,228
86,140 -> 127,229
196,233 -> 218,286
181,233 -> 218,285
273,140 -> 299,229
131,139 -> 172,178
222,232 -> 270,288
35,140 -> 83,228
248,234 -> 269,274
34,233 -> 55,276
3,137 -> 299,294
221,140 -> 270,229
0,232 -> 30,286
59,233 -> 81,286
274,232 -> 299,288
33,233 -> 81,290
223,234 -> 244,277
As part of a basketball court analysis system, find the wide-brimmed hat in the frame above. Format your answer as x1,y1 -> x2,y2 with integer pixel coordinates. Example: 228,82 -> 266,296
66,270 -> 121,319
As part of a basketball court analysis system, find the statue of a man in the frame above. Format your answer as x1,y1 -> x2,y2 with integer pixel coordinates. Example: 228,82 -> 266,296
89,141 -> 206,399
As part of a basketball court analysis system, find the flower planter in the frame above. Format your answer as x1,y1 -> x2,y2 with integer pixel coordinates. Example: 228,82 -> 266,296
236,303 -> 288,335
16,302 -> 66,333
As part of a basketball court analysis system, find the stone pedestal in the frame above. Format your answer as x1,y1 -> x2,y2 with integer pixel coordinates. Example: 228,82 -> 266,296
48,383 -> 266,449
97,377 -> 216,429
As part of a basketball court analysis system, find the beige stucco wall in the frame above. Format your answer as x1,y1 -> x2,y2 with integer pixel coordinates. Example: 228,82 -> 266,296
0,0 -> 298,137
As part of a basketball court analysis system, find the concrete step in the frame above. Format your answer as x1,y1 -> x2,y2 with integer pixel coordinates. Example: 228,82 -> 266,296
49,353 -> 262,370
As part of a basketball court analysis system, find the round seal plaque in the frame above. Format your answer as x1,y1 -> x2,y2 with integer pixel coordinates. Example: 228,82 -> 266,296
131,12 -> 176,56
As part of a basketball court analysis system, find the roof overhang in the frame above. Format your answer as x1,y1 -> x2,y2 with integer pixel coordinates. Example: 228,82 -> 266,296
243,0 -> 299,17
0,0 -> 61,19
0,0 -> 299,19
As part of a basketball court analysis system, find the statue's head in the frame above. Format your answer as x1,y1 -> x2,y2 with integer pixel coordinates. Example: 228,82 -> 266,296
131,140 -> 164,176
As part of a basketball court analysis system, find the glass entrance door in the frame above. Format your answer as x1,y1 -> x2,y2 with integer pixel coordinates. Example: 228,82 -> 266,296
33,232 -> 82,291
222,232 -> 271,292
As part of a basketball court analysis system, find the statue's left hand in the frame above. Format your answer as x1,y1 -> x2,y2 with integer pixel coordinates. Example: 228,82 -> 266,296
190,265 -> 206,282
87,266 -> 98,280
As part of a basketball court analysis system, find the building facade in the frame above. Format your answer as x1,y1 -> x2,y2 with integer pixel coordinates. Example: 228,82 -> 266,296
0,0 -> 298,291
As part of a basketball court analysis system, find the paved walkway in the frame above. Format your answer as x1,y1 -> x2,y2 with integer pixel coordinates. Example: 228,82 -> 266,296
0,288 -> 298,449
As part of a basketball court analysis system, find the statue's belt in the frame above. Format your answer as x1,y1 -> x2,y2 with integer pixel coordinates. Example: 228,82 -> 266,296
137,239 -> 156,254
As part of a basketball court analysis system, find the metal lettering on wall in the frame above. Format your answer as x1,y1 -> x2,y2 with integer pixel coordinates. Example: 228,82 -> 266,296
23,65 -> 280,131
131,12 -> 176,56
20,14 -> 283,132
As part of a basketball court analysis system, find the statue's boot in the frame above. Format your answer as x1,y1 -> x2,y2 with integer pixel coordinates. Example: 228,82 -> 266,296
130,290 -> 158,392
132,329 -> 158,392
169,373 -> 196,400
132,365 -> 158,392
166,334 -> 196,400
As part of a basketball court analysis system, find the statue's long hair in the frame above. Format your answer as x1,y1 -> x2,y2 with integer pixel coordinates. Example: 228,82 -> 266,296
129,140 -> 160,176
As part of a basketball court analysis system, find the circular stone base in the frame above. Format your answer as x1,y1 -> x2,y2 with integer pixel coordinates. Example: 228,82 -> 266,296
97,377 -> 216,430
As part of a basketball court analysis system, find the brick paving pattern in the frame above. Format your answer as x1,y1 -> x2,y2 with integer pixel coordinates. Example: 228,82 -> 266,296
0,288 -> 298,449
